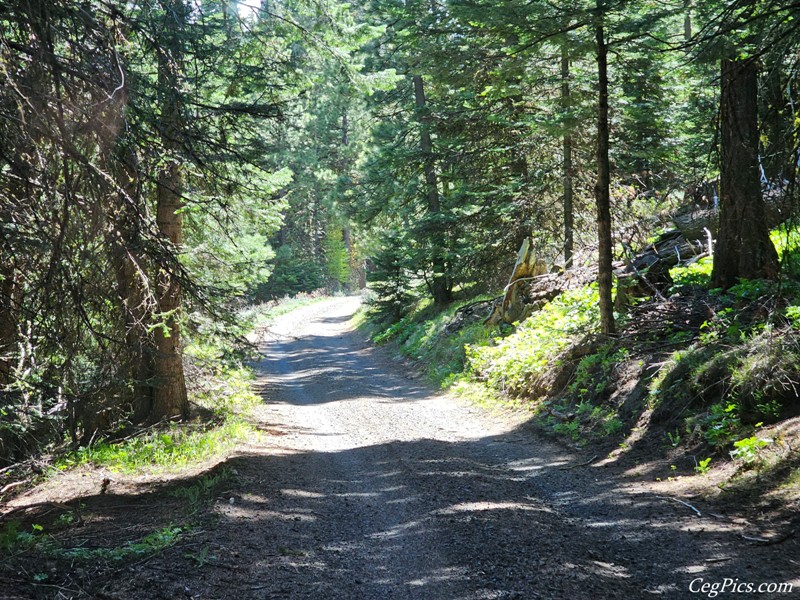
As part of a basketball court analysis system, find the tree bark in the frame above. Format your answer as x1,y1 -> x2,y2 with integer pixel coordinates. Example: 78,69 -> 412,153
0,262 -> 19,386
594,6 -> 616,335
562,42 -> 574,269
152,0 -> 188,421
108,147 -> 155,423
413,74 -> 452,305
711,58 -> 778,289
684,0 -> 693,42
0,158 -> 31,386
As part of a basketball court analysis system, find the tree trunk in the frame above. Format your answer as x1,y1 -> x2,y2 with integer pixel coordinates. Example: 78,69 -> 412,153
711,58 -> 778,289
0,263 -> 18,385
413,74 -> 452,305
0,160 -> 30,385
684,0 -> 693,41
108,147 -> 155,423
594,6 -> 616,335
152,0 -> 188,421
561,42 -> 574,269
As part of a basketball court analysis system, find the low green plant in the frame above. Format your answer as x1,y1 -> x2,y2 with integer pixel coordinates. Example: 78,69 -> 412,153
600,415 -> 624,436
57,341 -> 260,474
0,521 -> 39,554
466,284 -> 600,398
552,419 -> 582,442
670,255 -> 713,288
58,526 -> 184,561
170,468 -> 231,511
695,457 -> 712,474
186,545 -> 212,567
568,344 -> 628,404
666,429 -> 681,448
704,402 -> 741,447
786,305 -> 800,329
57,418 -> 254,474
730,435 -> 772,465
369,295 -> 498,385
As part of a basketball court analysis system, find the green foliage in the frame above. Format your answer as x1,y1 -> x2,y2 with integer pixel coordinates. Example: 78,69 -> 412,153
466,285 -> 600,398
1,514 -> 184,563
569,344 -> 629,404
323,229 -> 351,290
0,521 -> 38,554
695,457 -> 713,475
670,256 -> 713,288
366,232 -> 418,322
771,223 -> 800,278
730,435 -> 772,465
666,429 -> 681,448
369,296 -> 498,385
58,526 -> 184,561
256,244 -> 326,300
56,350 -> 259,474
704,402 -> 742,447
170,469 -> 231,509
552,419 -> 583,442
56,419 -> 252,474
785,305 -> 800,329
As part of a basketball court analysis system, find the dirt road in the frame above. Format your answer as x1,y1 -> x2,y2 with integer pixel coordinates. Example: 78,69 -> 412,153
182,296 -> 796,600
105,297 -> 798,599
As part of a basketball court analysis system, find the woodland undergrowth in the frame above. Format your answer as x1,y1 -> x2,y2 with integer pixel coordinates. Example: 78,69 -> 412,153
364,227 -> 800,513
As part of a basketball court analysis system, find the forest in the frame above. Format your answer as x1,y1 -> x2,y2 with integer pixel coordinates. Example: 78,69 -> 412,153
1,0 -> 800,596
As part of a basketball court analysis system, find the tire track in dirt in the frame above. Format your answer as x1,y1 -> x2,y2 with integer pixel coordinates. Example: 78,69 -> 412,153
104,297 -> 799,599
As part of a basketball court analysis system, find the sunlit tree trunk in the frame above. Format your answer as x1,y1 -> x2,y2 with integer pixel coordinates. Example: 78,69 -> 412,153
152,0 -> 188,421
594,4 -> 616,335
711,58 -> 778,289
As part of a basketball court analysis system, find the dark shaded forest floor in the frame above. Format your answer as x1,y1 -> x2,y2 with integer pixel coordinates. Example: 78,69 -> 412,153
1,297 -> 798,599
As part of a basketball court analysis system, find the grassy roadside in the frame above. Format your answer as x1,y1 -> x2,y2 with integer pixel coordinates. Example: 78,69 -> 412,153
0,295 -> 322,581
49,291 -> 332,476
361,238 -> 800,515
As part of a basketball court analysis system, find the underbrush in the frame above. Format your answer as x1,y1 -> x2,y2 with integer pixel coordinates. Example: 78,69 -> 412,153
363,295 -> 500,385
464,285 -> 600,398
54,340 -> 260,474
364,233 -> 800,485
49,295 -> 326,475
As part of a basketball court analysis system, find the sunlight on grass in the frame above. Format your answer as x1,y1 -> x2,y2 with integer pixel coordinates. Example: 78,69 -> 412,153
670,255 -> 713,287
56,418 -> 256,474
57,338 -> 263,474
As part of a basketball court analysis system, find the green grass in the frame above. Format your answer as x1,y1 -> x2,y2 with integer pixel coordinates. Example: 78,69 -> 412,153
670,255 -> 713,288
58,526 -> 185,561
56,323 -> 265,474
56,418 -> 254,474
366,295 -> 499,386
668,223 -> 800,290
1,520 -> 185,562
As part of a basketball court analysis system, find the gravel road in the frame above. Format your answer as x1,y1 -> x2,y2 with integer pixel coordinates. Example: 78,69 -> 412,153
124,296 -> 795,600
